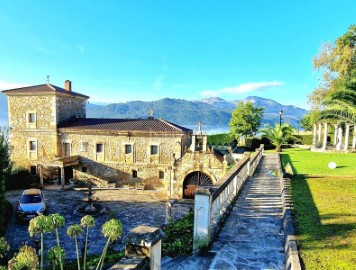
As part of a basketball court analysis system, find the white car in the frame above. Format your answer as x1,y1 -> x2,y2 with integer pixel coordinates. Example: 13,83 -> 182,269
16,189 -> 46,222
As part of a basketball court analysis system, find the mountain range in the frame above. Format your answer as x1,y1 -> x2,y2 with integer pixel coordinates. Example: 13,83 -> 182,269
0,93 -> 307,131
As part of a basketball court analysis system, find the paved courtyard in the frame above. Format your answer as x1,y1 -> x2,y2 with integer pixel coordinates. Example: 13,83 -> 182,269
5,187 -> 186,260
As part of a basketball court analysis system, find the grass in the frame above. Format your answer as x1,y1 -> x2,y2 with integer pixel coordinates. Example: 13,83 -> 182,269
280,148 -> 356,269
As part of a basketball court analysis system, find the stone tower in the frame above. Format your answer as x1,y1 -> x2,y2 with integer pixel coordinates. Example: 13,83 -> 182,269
2,81 -> 89,169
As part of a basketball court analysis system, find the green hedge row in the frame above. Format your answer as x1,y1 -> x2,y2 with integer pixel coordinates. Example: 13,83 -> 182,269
207,133 -> 234,146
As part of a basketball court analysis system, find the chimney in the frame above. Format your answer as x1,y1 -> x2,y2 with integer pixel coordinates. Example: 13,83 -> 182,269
64,80 -> 72,92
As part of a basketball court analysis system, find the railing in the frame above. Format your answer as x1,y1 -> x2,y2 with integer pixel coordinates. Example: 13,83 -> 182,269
193,145 -> 264,252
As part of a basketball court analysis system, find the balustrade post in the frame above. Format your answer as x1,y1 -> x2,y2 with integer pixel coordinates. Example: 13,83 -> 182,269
322,123 -> 328,150
344,124 -> 350,151
352,125 -> 356,151
193,187 -> 213,253
312,124 -> 317,146
334,124 -> 338,146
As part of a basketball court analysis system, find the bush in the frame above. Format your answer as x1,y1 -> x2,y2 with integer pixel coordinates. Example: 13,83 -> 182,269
207,133 -> 234,146
162,212 -> 194,257
5,168 -> 39,191
293,134 -> 313,145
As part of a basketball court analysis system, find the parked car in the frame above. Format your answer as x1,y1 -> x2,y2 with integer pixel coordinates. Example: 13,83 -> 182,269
16,189 -> 46,222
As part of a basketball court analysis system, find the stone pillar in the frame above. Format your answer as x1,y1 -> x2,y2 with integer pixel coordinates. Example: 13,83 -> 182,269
39,165 -> 44,187
352,125 -> 356,151
312,124 -> 317,146
334,124 -> 338,146
190,135 -> 196,151
317,123 -> 322,144
60,166 -> 65,190
125,226 -> 164,270
344,124 -> 350,151
322,123 -> 328,150
193,187 -> 212,252
336,127 -> 343,151
202,134 -> 207,152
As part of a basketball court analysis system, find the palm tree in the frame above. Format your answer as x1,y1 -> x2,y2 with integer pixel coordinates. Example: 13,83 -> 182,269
319,88 -> 356,124
80,215 -> 95,270
260,123 -> 296,152
29,215 -> 53,270
48,214 -> 65,270
67,225 -> 83,270
96,219 -> 122,270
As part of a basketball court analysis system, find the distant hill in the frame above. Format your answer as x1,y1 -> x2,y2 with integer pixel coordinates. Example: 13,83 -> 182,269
0,93 -> 308,130
0,94 -> 8,126
87,96 -> 308,129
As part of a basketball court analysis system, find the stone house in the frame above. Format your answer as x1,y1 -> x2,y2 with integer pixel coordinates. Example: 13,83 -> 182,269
2,80 -> 226,198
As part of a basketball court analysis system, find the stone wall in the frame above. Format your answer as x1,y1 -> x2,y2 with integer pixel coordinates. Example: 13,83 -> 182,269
56,95 -> 86,124
8,95 -> 56,130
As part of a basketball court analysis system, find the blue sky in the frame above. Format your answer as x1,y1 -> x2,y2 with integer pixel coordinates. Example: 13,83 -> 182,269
0,1 -> 355,108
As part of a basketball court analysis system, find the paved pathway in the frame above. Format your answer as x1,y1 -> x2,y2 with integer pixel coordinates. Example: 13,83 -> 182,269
164,154 -> 285,270
5,188 -> 174,260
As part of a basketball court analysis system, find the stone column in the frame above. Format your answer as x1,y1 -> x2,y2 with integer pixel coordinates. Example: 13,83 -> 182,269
344,124 -> 350,151
334,124 -> 338,146
190,135 -> 196,151
352,125 -> 356,151
322,123 -> 328,150
202,134 -> 207,152
125,226 -> 164,270
193,187 -> 213,252
317,123 -> 322,144
336,127 -> 343,151
60,166 -> 65,190
312,124 -> 317,146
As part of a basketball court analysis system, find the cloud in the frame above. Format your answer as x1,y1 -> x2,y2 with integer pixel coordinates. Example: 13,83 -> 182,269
200,81 -> 285,96
0,81 -> 28,90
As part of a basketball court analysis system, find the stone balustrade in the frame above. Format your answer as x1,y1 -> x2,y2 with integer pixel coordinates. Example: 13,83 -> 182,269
193,145 -> 264,252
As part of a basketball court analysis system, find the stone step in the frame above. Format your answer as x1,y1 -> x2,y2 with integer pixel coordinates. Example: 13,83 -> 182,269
161,254 -> 189,270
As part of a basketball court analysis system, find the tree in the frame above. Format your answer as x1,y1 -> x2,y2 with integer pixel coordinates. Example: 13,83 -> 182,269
300,114 -> 312,131
80,215 -> 95,270
229,101 -> 264,141
309,25 -> 355,122
260,123 -> 296,152
66,225 -> 82,270
0,127 -> 11,234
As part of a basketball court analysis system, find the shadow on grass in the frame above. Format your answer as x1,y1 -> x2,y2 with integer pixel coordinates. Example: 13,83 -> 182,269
282,153 -> 356,268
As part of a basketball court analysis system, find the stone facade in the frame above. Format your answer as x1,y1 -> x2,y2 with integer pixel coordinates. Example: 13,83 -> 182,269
2,81 -> 227,198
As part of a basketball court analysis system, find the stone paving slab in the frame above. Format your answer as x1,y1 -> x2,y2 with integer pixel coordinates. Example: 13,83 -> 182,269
5,188 -> 170,260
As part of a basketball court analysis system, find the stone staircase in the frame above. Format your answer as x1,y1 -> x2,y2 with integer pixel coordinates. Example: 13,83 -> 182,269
162,154 -> 285,270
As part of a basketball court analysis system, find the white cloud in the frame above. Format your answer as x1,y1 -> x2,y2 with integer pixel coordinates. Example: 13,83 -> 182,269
200,81 -> 285,96
0,81 -> 28,91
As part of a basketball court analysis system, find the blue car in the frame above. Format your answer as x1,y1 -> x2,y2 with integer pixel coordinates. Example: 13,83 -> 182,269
16,189 -> 46,222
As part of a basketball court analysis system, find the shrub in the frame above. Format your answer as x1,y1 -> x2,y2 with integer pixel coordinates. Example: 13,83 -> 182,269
6,168 -> 39,190
207,133 -> 234,146
162,212 -> 194,257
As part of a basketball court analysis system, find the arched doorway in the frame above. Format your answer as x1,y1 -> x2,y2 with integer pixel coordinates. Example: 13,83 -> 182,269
183,171 -> 213,199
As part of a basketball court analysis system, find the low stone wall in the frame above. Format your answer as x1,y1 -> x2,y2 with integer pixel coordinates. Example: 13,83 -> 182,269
277,155 -> 302,270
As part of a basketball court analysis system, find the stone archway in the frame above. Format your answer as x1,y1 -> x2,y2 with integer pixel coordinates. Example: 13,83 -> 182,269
182,171 -> 213,199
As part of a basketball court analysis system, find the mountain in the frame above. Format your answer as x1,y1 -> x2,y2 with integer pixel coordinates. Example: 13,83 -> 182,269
0,93 -> 308,131
87,96 -> 308,129
0,94 -> 8,126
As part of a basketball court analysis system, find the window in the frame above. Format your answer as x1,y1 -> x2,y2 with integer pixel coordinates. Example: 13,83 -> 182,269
159,171 -> 164,180
82,166 -> 87,173
96,143 -> 103,153
150,145 -> 158,155
63,143 -> 70,157
132,170 -> 138,178
28,113 -> 36,123
29,141 -> 37,151
125,144 -> 132,154
80,142 -> 88,152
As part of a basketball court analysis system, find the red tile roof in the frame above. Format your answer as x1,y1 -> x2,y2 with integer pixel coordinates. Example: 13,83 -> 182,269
58,118 -> 192,133
1,84 -> 89,99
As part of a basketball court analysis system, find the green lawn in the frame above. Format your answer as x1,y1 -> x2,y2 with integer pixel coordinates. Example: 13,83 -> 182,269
280,148 -> 356,269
